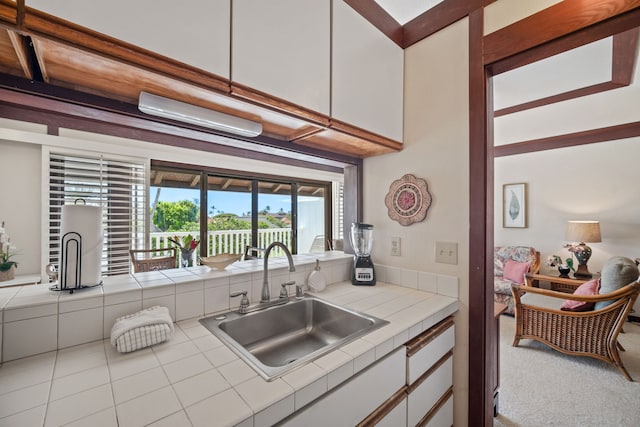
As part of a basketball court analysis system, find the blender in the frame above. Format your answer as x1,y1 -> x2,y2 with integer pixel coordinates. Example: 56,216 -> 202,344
350,223 -> 376,285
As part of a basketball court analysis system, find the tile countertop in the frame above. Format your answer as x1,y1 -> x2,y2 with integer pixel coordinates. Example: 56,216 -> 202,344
0,280 -> 458,427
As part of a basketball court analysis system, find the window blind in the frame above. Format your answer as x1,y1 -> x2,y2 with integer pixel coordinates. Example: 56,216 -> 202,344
48,152 -> 147,276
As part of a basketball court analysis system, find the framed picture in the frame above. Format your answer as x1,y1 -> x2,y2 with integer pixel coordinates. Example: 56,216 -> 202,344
503,183 -> 527,228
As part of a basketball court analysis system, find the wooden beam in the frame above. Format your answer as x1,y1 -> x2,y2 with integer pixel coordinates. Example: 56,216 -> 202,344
484,0 -> 640,66
7,31 -> 33,79
221,179 -> 232,190
153,171 -> 164,185
343,0 -> 403,47
190,175 -> 200,187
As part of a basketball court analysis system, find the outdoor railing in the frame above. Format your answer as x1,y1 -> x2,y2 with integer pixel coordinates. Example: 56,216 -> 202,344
151,228 -> 293,258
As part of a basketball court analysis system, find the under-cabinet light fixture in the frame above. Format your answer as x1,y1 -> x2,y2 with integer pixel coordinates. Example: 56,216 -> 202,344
138,91 -> 263,138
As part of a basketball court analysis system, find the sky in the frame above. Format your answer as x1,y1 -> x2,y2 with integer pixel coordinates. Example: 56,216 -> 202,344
151,187 -> 293,216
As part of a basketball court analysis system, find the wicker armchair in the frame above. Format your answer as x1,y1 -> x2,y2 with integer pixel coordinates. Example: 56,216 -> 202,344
129,248 -> 177,273
493,246 -> 541,315
511,280 -> 640,381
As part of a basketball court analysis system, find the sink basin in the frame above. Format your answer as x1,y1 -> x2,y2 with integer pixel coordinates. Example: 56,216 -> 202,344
199,297 -> 388,380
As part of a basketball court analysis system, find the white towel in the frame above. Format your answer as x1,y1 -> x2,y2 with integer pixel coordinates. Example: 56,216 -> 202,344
110,306 -> 174,353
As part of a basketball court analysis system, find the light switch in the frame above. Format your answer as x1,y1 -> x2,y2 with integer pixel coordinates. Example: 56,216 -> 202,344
435,241 -> 458,265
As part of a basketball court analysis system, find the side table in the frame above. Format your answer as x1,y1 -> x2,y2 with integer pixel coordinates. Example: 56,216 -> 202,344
525,272 -> 599,293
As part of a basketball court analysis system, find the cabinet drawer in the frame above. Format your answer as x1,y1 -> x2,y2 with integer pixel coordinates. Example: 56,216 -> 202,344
357,387 -> 407,427
424,392 -> 453,427
407,353 -> 453,427
406,317 -> 455,385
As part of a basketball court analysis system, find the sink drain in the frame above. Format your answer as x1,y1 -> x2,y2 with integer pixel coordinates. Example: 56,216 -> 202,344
285,358 -> 298,364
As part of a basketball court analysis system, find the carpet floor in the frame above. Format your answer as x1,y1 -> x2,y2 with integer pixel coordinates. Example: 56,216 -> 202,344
494,315 -> 640,427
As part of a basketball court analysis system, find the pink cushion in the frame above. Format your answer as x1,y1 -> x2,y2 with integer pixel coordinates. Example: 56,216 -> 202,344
503,260 -> 530,284
561,279 -> 600,312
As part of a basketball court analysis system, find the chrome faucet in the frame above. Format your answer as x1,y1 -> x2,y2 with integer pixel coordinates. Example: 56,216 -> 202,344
261,242 -> 296,303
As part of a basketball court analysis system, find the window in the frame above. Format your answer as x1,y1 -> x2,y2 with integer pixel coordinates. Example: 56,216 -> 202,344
151,162 -> 333,257
48,150 -> 147,276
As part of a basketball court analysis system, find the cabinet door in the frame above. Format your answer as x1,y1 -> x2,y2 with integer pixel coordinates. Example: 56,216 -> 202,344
332,0 -> 403,141
26,0 -> 231,78
281,348 -> 405,427
232,0 -> 330,115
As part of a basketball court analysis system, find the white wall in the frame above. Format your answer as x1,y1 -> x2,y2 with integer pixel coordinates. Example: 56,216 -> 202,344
365,18 -> 470,425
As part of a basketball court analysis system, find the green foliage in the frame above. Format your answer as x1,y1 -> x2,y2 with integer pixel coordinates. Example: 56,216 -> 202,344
153,200 -> 199,232
208,213 -> 251,231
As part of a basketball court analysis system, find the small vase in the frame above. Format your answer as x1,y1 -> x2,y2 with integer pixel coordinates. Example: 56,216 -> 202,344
0,264 -> 16,282
558,265 -> 571,277
180,249 -> 194,267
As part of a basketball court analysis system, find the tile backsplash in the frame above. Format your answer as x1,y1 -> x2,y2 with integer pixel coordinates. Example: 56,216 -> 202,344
0,253 -> 458,363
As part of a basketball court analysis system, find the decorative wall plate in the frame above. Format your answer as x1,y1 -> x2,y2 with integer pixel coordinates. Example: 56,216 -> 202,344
385,174 -> 432,226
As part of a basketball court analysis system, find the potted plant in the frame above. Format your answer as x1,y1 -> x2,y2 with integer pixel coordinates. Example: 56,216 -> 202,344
0,222 -> 18,281
547,254 -> 574,277
168,234 -> 200,267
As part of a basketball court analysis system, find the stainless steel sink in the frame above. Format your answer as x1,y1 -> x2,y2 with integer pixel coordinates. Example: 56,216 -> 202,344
199,296 -> 389,381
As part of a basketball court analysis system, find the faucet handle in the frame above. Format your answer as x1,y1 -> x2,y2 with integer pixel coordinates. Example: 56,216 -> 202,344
230,290 -> 250,314
279,281 -> 296,299
295,283 -> 305,299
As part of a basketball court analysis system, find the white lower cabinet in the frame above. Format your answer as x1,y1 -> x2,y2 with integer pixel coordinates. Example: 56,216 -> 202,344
279,316 -> 455,427
280,348 -> 405,426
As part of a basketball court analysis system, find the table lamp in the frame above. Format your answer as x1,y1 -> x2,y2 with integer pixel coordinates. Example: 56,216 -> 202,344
566,220 -> 601,278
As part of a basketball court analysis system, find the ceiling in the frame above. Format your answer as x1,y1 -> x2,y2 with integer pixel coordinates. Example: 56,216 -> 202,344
374,0 -> 445,24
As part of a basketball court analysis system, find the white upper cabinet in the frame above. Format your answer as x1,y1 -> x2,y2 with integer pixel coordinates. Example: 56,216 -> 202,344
332,0 -> 404,141
26,0 -> 231,79
232,0 -> 330,115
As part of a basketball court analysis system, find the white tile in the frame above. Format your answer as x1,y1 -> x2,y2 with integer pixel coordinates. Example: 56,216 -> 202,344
418,271 -> 438,293
0,404 -> 46,427
313,349 -> 354,390
153,340 -> 200,365
44,383 -> 113,427
217,359 -> 258,386
172,369 -> 231,407
203,276 -> 229,289
58,307 -> 104,349
141,282 -> 175,298
374,337 -> 395,360
103,284 -> 141,306
437,274 -> 459,298
162,353 -> 212,384
294,375 -> 327,410
401,269 -> 419,289
147,410 -> 193,427
58,288 -> 103,313
254,394 -> 294,427
49,365 -> 110,401
234,376 -> 294,413
103,300 -> 142,339
203,345 -> 238,368
375,265 -> 387,283
143,295 -> 176,321
185,389 -> 252,427
54,341 -> 107,378
0,382 -> 50,418
3,302 -> 57,322
2,315 -> 57,362
111,366 -> 170,405
63,407 -> 117,427
386,266 -> 402,285
115,386 -> 182,427
107,348 -> 160,381
190,333 -> 223,353
0,352 -> 55,394
341,339 -> 375,374
174,279 -> 203,293
179,322 -> 210,340
175,290 -> 204,321
204,284 -> 230,314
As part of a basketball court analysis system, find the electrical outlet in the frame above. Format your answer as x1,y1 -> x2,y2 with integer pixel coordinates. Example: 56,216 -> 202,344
391,236 -> 401,256
435,241 -> 458,265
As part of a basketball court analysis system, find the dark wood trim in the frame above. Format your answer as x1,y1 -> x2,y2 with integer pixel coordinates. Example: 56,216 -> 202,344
343,0 -> 403,47
403,0 -> 483,48
484,0 -> 640,68
22,6 -> 230,94
493,82 -> 625,117
494,29 -> 638,117
328,119 -> 403,151
356,386 -> 408,426
468,7 -> 493,427
0,91 -> 352,174
405,316 -> 454,357
416,386 -> 454,427
230,82 -> 330,127
0,0 -> 17,25
407,351 -> 453,395
613,27 -> 640,83
494,122 -> 640,157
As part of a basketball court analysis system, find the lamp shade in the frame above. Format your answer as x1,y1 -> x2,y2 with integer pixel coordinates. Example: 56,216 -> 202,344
566,221 -> 602,243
